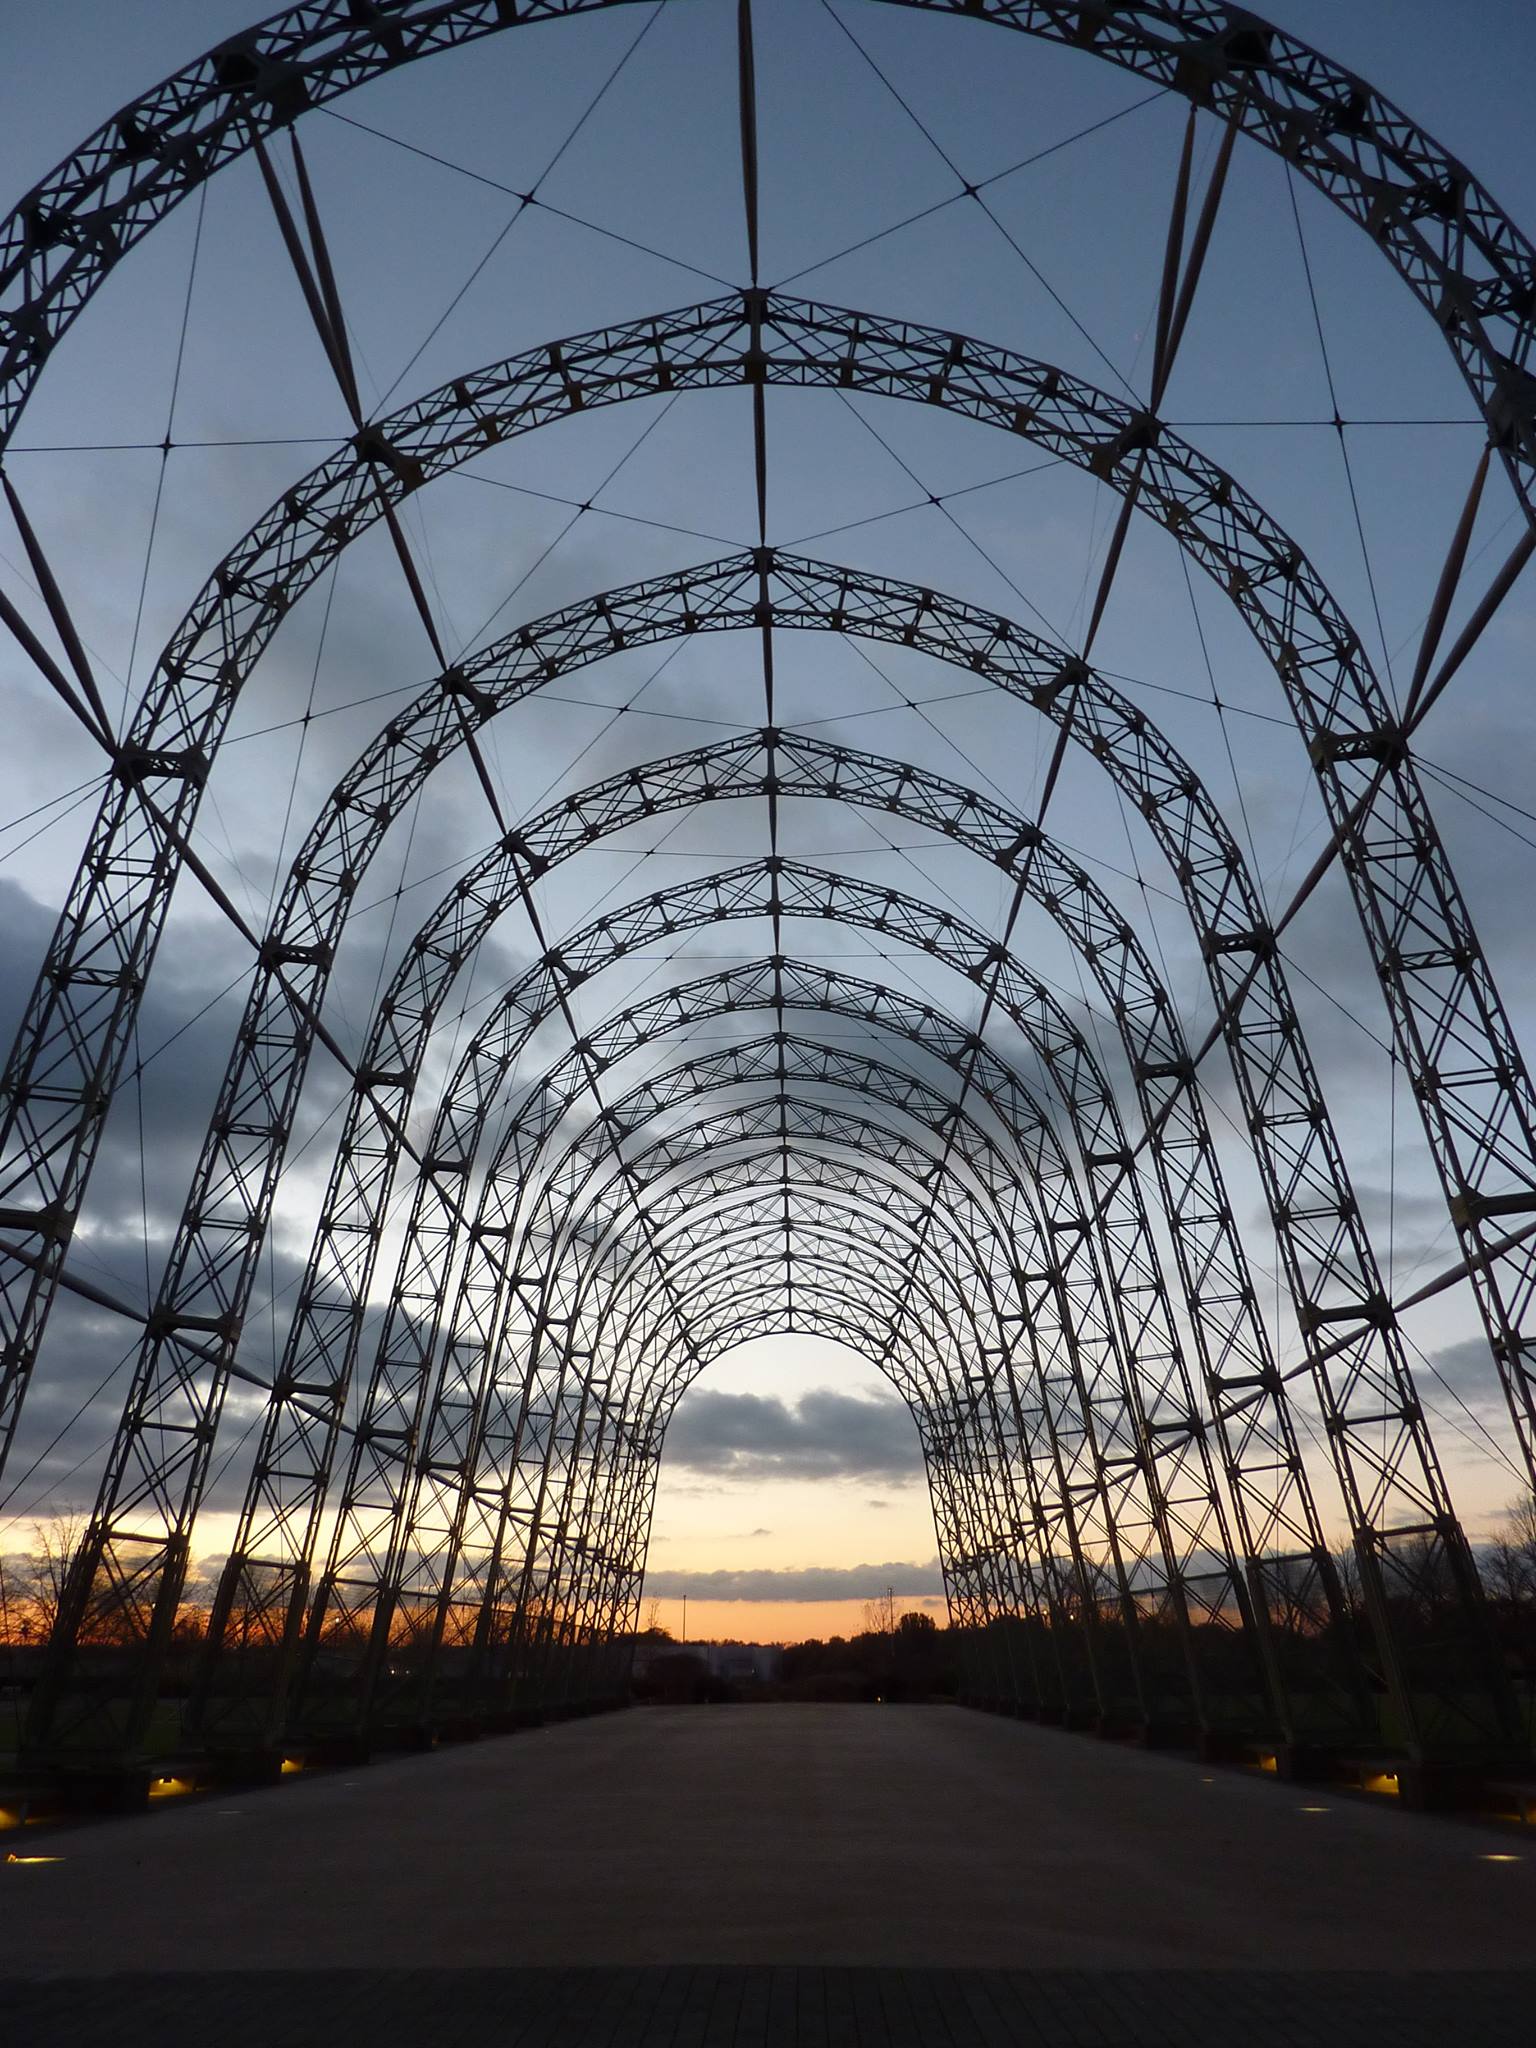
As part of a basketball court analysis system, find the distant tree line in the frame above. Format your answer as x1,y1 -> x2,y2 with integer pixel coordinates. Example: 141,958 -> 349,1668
632,1606 -> 957,1704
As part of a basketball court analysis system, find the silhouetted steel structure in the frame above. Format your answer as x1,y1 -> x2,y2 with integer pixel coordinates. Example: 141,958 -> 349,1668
1,1 -> 1534,1786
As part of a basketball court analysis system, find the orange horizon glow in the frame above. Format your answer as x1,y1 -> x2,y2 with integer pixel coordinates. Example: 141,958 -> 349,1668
642,1594 -> 948,1645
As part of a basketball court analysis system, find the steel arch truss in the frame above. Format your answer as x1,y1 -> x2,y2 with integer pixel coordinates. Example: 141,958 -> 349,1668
4,0 -> 1536,1777
30,527 -> 1509,1756
5,299 -> 1536,1526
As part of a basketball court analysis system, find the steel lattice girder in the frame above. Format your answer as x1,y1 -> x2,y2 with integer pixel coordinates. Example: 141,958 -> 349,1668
3,292 -> 1534,1543
42,685 -> 1468,1755
298,912 -> 1223,1740
2,2 -> 1533,490
2,3 -> 1533,1762
203,703 -> 1358,1663
446,1059 -> 1253,1694
428,1075 -> 1219,1675
257,969 -> 1136,1737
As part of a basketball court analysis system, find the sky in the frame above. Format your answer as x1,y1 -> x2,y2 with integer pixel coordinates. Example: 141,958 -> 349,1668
1,0 -> 1535,1645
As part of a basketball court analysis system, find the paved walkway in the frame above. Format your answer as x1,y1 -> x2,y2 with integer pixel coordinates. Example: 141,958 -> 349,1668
7,1966 -> 1534,2046
3,1705 -> 1533,2039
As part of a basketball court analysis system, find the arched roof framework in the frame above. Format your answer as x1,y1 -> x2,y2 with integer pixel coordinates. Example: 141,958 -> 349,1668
3,1 -> 1533,1772
276,955 -> 1109,1678
446,1148 -> 1095,1662
3,1 -> 1533,499
442,1049 -> 1247,1638
39,648 -> 1507,1756
308,1195 -> 1096,1728
441,1145 -> 1193,1717
464,1072 -> 1189,1590
567,1236 -> 1115,1644
28,547 -> 1446,1688
301,867 -> 1214,1682
277,842 -> 1479,1753
519,1216 -> 1095,1695
197,662 -> 1366,1651
274,974 -> 1141,1738
2,304 -> 1533,1531
556,1240 -> 1074,1702
38,547 -> 1477,1744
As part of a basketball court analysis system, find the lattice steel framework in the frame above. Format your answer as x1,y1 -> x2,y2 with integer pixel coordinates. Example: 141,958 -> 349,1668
1,0 -> 1533,1776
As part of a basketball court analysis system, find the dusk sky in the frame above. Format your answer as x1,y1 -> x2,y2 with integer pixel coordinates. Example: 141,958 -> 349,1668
3,0 -> 1536,1644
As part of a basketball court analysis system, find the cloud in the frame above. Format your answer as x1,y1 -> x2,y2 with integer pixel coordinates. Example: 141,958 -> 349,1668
641,1559 -> 944,1602
1424,1334 -> 1513,1416
664,1385 -> 923,1484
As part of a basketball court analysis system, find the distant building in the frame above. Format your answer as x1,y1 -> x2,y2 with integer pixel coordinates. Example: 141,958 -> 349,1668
632,1637 -> 782,1683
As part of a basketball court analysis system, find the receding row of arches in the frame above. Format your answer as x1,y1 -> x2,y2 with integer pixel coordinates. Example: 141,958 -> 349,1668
2,1 -> 1535,1782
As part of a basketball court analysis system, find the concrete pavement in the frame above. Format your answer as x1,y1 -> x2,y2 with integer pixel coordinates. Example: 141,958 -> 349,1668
3,1704 -> 1534,1973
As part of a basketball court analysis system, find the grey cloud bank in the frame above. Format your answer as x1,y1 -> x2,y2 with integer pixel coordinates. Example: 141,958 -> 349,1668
664,1386 -> 925,1484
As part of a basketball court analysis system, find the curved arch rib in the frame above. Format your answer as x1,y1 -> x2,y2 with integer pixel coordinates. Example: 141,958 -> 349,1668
4,297 -> 1531,1545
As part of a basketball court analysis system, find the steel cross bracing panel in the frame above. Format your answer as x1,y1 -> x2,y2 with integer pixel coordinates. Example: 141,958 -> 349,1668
4,293 -> 1535,1555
